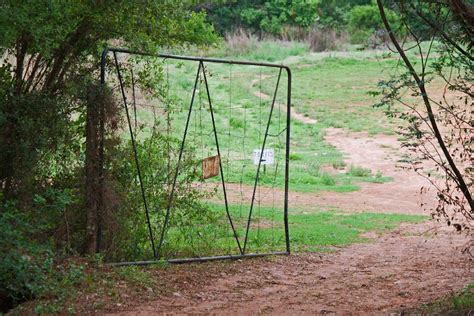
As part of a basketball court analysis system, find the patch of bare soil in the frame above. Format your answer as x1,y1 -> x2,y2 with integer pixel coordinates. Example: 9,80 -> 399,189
314,128 -> 437,215
107,222 -> 472,315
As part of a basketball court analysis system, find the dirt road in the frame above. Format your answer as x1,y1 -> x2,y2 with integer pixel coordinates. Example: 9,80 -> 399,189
105,129 -> 472,315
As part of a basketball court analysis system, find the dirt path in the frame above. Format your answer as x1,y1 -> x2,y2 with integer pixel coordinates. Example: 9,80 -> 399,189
109,222 -> 472,314
104,127 -> 473,315
316,128 -> 437,214
250,76 -> 317,125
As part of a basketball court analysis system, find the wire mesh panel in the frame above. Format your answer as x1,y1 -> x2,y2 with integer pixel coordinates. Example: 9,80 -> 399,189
101,48 -> 291,265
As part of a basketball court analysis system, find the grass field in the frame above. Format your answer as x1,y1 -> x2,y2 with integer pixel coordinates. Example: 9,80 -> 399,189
113,41 -> 429,260
160,203 -> 427,257
128,42 -> 397,194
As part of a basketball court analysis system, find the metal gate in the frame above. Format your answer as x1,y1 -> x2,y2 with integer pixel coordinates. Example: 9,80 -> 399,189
100,47 -> 291,265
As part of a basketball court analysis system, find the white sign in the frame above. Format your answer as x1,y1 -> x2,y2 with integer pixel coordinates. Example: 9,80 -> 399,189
253,149 -> 274,165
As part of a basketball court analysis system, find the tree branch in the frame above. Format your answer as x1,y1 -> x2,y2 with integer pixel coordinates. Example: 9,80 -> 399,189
408,2 -> 473,61
377,0 -> 473,211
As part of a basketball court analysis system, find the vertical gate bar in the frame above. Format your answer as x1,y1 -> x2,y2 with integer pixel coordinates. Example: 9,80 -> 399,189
284,67 -> 291,254
242,68 -> 283,254
156,62 -> 202,258
100,49 -> 108,84
201,61 -> 243,255
113,52 -> 157,258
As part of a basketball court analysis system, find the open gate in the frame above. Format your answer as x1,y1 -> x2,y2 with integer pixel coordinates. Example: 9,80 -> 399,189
100,47 -> 291,265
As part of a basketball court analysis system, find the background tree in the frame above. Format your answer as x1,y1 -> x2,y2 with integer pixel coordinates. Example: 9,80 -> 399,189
0,0 -> 216,306
203,0 -> 319,37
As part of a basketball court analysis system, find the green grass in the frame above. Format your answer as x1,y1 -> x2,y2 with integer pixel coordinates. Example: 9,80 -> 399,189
259,56 -> 399,135
130,49 -> 399,194
286,209 -> 426,252
154,203 -> 427,257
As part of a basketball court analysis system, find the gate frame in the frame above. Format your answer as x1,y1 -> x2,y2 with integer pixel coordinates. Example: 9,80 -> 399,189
100,47 -> 291,266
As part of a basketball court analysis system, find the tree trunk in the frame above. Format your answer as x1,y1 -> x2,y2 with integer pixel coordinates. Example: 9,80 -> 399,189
84,84 -> 105,254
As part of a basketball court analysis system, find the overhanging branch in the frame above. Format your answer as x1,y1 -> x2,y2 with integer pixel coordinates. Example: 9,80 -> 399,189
376,0 -> 473,211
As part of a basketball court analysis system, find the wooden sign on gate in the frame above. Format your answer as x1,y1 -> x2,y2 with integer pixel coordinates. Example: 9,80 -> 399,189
202,155 -> 220,179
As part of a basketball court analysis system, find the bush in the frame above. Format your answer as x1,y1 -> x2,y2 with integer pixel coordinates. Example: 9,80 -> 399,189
0,206 -> 54,309
206,0 -> 319,37
0,187 -> 77,310
347,4 -> 401,44
105,131 -> 217,261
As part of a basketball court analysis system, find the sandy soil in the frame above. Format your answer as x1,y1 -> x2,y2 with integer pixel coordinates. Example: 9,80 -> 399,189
104,127 -> 472,315
108,222 -> 472,315
317,128 -> 437,215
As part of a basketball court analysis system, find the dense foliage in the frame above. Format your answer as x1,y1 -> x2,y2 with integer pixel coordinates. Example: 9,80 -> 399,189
0,0 -> 216,309
203,0 -> 403,45
347,4 -> 402,43
205,0 -> 319,35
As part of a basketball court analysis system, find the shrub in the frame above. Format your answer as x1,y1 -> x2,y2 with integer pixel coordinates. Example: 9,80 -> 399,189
0,206 -> 54,309
105,131 -> 217,261
347,5 -> 401,44
206,0 -> 319,37
0,187 -> 77,310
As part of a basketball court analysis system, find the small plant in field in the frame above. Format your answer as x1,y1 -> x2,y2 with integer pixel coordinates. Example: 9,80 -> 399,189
116,266 -> 155,288
289,153 -> 303,161
321,173 -> 336,186
229,117 -> 244,129
348,165 -> 372,177
332,161 -> 346,170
